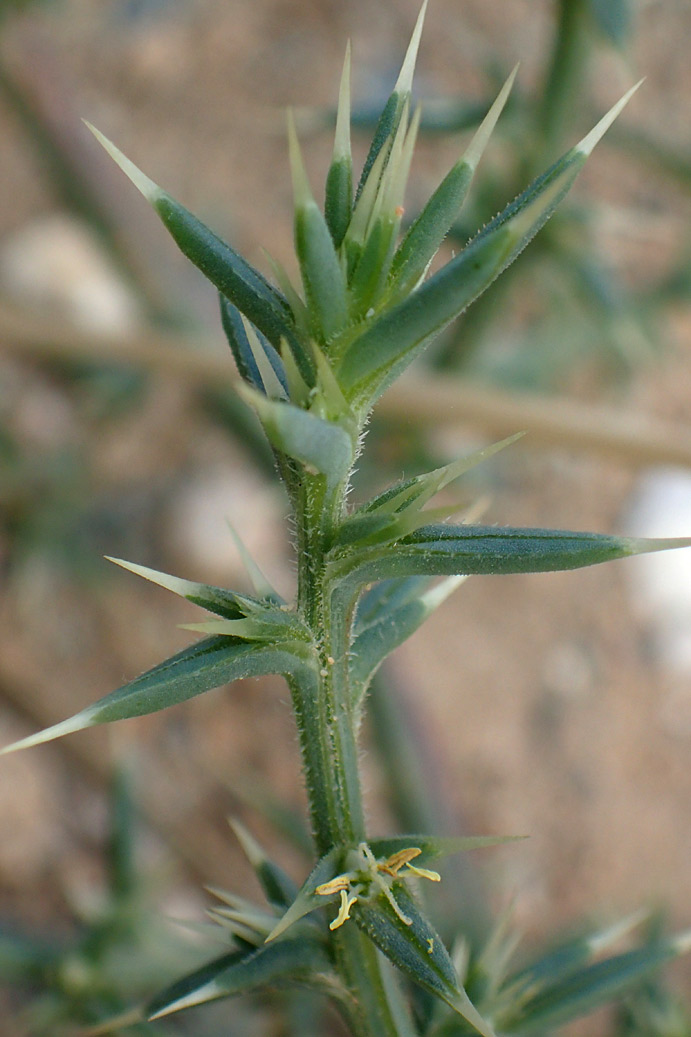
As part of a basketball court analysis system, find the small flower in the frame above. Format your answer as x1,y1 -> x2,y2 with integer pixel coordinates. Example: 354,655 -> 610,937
315,842 -> 441,931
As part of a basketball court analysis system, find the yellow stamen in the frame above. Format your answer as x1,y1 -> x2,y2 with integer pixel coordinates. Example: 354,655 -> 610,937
329,889 -> 358,929
405,863 -> 441,882
378,847 -> 422,876
315,874 -> 351,896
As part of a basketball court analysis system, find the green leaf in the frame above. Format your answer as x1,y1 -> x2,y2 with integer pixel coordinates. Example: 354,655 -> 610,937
502,931 -> 691,1034
354,0 -> 427,200
266,847 -> 345,942
337,84 -> 642,400
84,123 -> 314,384
230,820 -> 299,910
288,111 -> 348,342
105,556 -> 265,619
356,433 -> 523,518
238,385 -> 354,488
219,297 -> 288,398
588,0 -> 632,46
0,636 -> 314,755
330,525 -> 691,588
147,938 -> 334,1019
353,882 -> 496,1036
388,64 -> 518,297
367,834 -> 525,866
325,42 -> 353,248
350,575 -> 465,691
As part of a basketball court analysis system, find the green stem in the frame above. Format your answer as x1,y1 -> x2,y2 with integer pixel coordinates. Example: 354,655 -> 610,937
291,467 -> 417,1035
538,0 -> 590,159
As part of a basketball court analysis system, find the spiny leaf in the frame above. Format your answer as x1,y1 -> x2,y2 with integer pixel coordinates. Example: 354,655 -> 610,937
105,556 -> 261,619
389,64 -> 518,297
354,0 -> 428,200
337,84 -> 642,400
325,41 -> 353,248
358,433 -> 524,517
84,122 -> 313,383
349,575 -> 466,691
146,938 -> 334,1020
0,637 -> 314,755
353,882 -> 496,1036
330,526 -> 691,588
288,110 -> 348,341
501,930 -> 691,1035
226,523 -> 286,604
266,847 -> 344,942
229,820 -> 299,910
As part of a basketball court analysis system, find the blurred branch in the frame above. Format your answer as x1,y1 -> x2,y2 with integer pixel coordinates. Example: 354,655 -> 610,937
2,301 -> 691,469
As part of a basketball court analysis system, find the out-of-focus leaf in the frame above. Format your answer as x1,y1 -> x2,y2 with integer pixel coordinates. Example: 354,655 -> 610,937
500,931 -> 691,1034
147,938 -> 335,1020
230,820 -> 300,910
588,0 -> 632,46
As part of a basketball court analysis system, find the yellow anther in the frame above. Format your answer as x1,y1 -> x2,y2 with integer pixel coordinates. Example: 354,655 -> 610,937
329,889 -> 358,929
427,938 -> 435,955
405,862 -> 441,882
315,875 -> 351,896
378,847 -> 422,876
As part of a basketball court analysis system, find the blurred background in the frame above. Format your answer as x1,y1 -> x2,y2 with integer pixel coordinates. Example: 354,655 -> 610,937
1,0 -> 690,1033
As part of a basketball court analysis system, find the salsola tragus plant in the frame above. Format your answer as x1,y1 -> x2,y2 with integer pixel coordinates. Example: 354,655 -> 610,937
4,4 -> 691,1034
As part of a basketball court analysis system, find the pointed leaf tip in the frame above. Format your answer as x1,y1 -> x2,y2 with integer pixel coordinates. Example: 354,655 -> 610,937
395,0 -> 429,96
287,109 -> 314,210
0,713 -> 93,756
83,121 -> 161,203
576,80 -> 644,156
333,41 -> 352,161
463,63 -> 519,171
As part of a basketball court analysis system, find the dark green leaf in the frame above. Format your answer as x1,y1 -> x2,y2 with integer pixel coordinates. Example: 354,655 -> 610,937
330,525 -> 691,587
503,938 -> 691,1034
354,883 -> 495,1036
147,938 -> 333,1019
1,637 -> 314,754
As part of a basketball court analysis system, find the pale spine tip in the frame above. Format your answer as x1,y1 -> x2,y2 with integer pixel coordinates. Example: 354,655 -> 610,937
462,63 -> 519,171
394,0 -> 429,96
333,41 -> 352,161
287,109 -> 314,209
575,79 -> 644,157
105,556 -> 204,600
83,120 -> 162,203
0,713 -> 93,755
